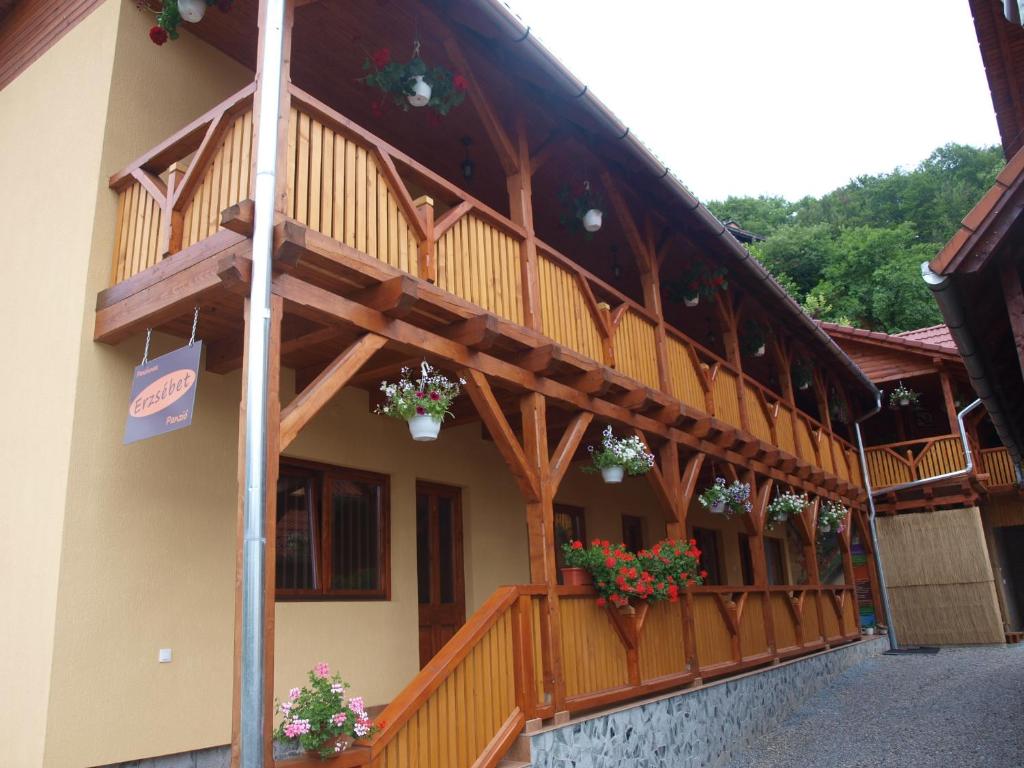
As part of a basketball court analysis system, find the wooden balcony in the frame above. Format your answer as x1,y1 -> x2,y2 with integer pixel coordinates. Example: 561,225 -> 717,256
863,433 -> 1023,511
102,84 -> 865,500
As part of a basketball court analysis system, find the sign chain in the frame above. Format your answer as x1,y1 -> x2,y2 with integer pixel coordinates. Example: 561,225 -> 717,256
141,328 -> 153,365
188,305 -> 200,347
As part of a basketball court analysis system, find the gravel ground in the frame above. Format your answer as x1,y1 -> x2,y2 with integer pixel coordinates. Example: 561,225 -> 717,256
724,643 -> 1024,768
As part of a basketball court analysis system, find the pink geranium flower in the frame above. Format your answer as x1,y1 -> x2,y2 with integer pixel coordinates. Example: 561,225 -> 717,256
314,662 -> 330,679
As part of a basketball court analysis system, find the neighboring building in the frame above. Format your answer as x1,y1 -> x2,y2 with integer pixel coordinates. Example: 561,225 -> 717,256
0,2 -> 884,767
823,322 -> 1024,646
924,0 -> 1024,470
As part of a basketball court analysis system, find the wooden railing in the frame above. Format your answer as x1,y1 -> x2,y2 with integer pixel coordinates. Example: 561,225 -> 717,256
863,434 -> 967,490
106,83 -> 865,491
108,84 -> 256,283
980,446 -> 1019,487
323,582 -> 859,768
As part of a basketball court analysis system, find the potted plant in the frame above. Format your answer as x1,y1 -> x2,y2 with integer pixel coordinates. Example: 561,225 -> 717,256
888,382 -> 919,409
792,359 -> 813,392
139,0 -> 232,45
665,261 -> 728,308
583,426 -> 655,483
741,319 -> 767,358
697,477 -> 752,517
818,500 -> 848,535
560,539 -> 596,586
376,362 -> 464,441
361,41 -> 467,116
766,492 -> 807,530
569,539 -> 704,613
275,663 -> 379,759
558,181 -> 604,236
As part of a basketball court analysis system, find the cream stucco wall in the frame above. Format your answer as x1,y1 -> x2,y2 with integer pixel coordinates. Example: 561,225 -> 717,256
0,4 -> 120,766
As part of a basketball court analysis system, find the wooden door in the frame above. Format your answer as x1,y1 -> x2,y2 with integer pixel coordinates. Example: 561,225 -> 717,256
416,482 -> 465,667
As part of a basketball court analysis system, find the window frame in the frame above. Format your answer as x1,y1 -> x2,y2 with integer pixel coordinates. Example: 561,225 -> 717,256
276,458 -> 391,601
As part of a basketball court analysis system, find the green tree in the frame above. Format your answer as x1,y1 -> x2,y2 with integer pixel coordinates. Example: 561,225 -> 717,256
707,142 -> 1002,333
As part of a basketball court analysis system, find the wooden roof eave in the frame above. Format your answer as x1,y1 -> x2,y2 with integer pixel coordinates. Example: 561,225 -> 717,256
448,0 -> 880,406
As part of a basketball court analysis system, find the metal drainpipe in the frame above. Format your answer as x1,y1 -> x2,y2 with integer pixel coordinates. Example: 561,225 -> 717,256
241,1 -> 286,766
853,393 -> 899,650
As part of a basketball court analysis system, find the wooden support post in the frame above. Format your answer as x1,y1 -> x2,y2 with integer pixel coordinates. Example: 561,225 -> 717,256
939,368 -> 959,434
414,196 -> 436,282
715,292 -> 750,433
507,119 -> 540,332
161,161 -> 187,257
747,474 -> 778,655
520,392 -> 566,712
231,295 -> 283,768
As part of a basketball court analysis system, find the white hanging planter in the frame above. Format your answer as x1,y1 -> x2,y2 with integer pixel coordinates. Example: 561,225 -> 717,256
899,397 -> 910,406
600,465 -> 625,484
684,295 -> 700,308
407,413 -> 441,441
582,208 -> 603,233
407,75 -> 432,108
177,0 -> 208,23
710,499 -> 727,515
753,344 -> 766,358
798,381 -> 811,391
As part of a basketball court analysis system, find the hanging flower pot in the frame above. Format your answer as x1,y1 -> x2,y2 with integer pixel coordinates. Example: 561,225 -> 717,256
584,426 -> 655,483
799,381 -> 811,391
559,181 -> 604,239
698,477 -> 752,518
407,75 -> 432,107
601,465 -> 625,484
766,492 -> 807,530
684,294 -> 700,308
376,362 -> 465,441
888,383 -> 920,409
407,412 -> 441,441
177,0 -> 208,23
753,343 -> 766,358
362,41 -> 466,116
560,567 -> 593,587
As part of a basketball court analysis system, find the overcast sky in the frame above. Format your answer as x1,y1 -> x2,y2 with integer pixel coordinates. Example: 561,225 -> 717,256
504,0 -> 1001,202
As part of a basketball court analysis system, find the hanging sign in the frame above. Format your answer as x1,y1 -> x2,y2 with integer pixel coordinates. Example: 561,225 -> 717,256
123,341 -> 203,444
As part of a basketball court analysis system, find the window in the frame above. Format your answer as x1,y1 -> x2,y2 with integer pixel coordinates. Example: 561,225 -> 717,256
764,537 -> 786,586
555,504 -> 587,580
622,515 -> 644,552
692,527 -> 723,585
276,461 -> 390,599
739,534 -> 754,586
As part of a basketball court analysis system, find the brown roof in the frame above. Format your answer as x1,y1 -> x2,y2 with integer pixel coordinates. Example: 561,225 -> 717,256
970,0 -> 1024,159
929,143 -> 1024,273
893,324 -> 956,349
820,322 -> 965,384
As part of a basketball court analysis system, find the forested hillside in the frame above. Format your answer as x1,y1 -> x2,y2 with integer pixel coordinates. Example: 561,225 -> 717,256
707,144 -> 1004,333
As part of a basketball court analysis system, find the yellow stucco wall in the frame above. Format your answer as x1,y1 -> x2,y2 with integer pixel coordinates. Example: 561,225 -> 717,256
0,4 -> 120,765
37,2 -> 253,766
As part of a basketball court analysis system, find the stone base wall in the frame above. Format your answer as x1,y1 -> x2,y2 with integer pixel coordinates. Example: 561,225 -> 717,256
527,637 -> 885,768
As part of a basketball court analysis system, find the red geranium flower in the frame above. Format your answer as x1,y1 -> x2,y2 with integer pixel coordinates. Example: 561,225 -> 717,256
595,597 -> 606,607
370,98 -> 387,118
149,25 -> 168,45
605,557 -> 616,568
452,74 -> 468,92
700,570 -> 708,579
371,47 -> 391,68
571,540 -> 583,550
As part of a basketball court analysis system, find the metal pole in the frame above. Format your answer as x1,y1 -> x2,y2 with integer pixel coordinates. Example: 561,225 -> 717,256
853,394 -> 899,651
241,1 -> 287,765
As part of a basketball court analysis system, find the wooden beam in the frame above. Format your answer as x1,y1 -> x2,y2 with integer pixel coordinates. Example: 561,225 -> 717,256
279,333 -> 388,450
549,412 -> 594,491
460,369 -> 541,502
352,275 -> 421,318
442,35 -> 519,176
270,271 -> 866,505
448,314 -> 500,350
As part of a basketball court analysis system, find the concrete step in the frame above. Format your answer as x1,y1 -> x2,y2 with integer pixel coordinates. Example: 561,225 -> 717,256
496,760 -> 531,768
